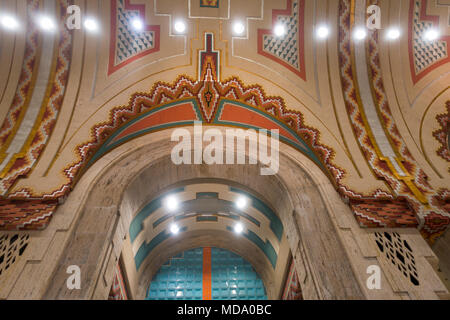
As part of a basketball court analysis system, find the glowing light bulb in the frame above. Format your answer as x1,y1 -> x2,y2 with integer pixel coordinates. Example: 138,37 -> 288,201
170,224 -> 180,235
274,24 -> 286,37
84,18 -> 99,32
386,28 -> 400,40
234,223 -> 244,234
174,21 -> 186,33
316,26 -> 329,39
353,27 -> 367,40
233,22 -> 245,35
1,15 -> 19,30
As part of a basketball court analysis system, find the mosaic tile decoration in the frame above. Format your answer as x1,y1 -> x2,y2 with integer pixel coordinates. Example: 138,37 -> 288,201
0,200 -> 57,230
411,0 -> 448,75
433,101 -> 450,162
200,0 -> 219,8
109,0 -> 160,75
257,0 -> 306,80
408,0 -> 450,83
108,262 -> 128,300
282,258 -> 302,300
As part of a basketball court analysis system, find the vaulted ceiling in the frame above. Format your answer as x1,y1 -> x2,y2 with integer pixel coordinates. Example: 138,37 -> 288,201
0,0 -> 448,241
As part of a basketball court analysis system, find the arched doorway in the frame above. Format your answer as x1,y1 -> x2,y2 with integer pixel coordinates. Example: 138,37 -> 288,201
43,127 -> 365,300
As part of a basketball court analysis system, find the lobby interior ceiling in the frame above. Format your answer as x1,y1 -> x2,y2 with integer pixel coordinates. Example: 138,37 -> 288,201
0,0 -> 449,300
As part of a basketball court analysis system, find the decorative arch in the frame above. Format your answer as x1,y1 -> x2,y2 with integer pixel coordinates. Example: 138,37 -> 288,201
64,50 -> 345,200
43,127 -> 365,300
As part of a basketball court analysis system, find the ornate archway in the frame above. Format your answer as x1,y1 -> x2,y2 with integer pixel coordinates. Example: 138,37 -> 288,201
42,126 -> 366,300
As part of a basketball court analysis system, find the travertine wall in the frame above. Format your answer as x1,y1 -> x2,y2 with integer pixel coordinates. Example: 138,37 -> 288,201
432,228 -> 450,298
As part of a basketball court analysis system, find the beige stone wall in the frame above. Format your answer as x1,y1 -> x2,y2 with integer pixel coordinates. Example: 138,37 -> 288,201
432,228 -> 450,299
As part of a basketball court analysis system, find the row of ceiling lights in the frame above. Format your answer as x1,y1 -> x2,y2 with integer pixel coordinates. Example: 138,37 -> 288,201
164,194 -> 247,236
0,13 -> 442,42
0,13 -> 185,34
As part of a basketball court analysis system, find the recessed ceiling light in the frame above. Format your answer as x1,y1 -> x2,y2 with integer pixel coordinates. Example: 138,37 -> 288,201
316,25 -> 329,39
38,15 -> 56,32
234,223 -> 244,234
165,195 -> 179,212
353,27 -> 367,40
131,18 -> 144,31
424,29 -> 439,41
84,18 -> 99,32
386,28 -> 400,40
0,15 -> 19,30
174,21 -> 186,33
233,22 -> 245,35
274,24 -> 286,37
170,223 -> 180,235
235,196 -> 247,210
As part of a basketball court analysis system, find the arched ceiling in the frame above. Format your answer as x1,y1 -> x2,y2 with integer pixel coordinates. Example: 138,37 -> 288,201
124,182 -> 291,299
0,0 -> 448,241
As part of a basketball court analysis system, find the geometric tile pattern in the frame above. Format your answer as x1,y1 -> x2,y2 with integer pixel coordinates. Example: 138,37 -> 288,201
55,58 -> 346,203
375,232 -> 420,286
146,248 -> 267,300
115,0 -> 155,65
350,200 -> 419,228
282,259 -> 302,300
263,0 -> 300,69
0,0 -> 73,197
0,200 -> 57,231
109,0 -> 160,75
108,263 -> 129,300
0,233 -> 29,277
411,0 -> 448,74
339,0 -> 450,239
200,0 -> 219,8
258,0 -> 306,80
0,0 -> 40,154
408,0 -> 450,83
432,101 -> 450,162
338,0 -> 399,201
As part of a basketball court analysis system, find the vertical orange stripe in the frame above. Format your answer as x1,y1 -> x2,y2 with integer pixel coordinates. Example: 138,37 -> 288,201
202,247 -> 212,300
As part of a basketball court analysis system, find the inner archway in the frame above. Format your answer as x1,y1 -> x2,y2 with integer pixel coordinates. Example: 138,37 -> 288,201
121,180 -> 291,299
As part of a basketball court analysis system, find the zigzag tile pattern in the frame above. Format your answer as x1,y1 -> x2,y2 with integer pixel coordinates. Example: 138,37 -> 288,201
367,20 -> 449,237
258,0 -> 306,80
339,0 -> 450,239
109,0 -> 160,75
350,200 -> 418,228
263,0 -> 300,69
0,0 -> 73,196
411,0 -> 448,74
115,0 -> 155,65
433,101 -> 449,163
408,0 -> 450,83
0,0 -> 40,155
0,200 -> 57,230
